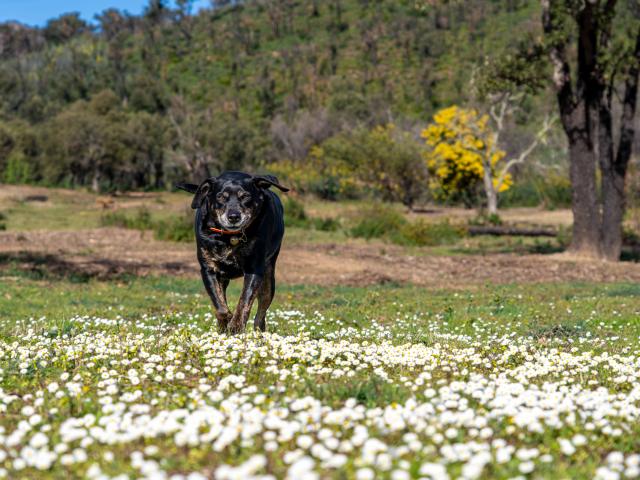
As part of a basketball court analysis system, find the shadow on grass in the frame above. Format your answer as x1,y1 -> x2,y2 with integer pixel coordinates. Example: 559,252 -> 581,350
621,246 -> 640,262
0,252 -> 190,283
451,238 -> 566,256
454,238 -> 640,261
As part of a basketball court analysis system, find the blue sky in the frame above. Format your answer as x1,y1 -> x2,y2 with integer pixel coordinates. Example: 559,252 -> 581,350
1,0 -> 210,27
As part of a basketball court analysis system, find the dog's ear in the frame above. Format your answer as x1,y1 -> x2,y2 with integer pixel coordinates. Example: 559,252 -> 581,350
175,183 -> 199,194
253,175 -> 290,192
190,179 -> 214,209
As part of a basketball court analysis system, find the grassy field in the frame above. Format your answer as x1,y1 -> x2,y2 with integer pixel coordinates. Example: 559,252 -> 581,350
1,185 -> 640,479
1,275 -> 640,479
0,184 -> 569,257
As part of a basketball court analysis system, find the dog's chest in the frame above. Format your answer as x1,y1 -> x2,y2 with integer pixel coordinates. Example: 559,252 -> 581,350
200,238 -> 256,273
201,246 -> 236,271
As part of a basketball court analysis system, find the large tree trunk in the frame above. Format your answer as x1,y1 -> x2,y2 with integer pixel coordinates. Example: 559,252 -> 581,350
600,158 -> 626,260
598,88 -> 624,261
568,4 -> 604,257
543,0 -> 605,259
567,122 -> 602,257
542,1 -> 639,261
600,28 -> 640,261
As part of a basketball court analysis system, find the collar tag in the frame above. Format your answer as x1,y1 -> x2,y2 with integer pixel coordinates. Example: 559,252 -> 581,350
209,226 -> 246,245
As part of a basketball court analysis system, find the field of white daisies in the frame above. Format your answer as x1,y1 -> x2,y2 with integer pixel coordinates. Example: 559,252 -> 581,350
1,279 -> 639,480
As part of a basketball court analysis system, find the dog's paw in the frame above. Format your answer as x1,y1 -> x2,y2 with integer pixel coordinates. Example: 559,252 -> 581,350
227,320 -> 245,335
216,311 -> 232,331
226,312 -> 249,335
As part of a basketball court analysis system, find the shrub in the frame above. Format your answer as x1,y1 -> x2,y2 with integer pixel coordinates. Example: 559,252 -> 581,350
283,197 -> 308,228
393,219 -> 466,246
350,205 -> 466,246
623,227 -> 640,246
311,124 -> 428,207
101,207 -> 195,242
540,175 -> 572,209
309,217 -> 340,232
3,150 -> 34,184
499,173 -> 572,210
349,206 -> 406,240
469,213 -> 503,226
556,225 -> 572,248
154,212 -> 194,242
498,179 -> 542,208
284,197 -> 340,231
100,208 -> 153,230
270,124 -> 428,206
268,160 -> 346,200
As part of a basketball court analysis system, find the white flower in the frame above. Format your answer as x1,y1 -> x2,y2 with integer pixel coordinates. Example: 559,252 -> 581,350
572,434 -> 587,446
519,461 -> 535,474
29,432 -> 48,448
296,435 -> 313,449
356,468 -> 375,480
287,457 -> 317,480
420,462 -> 449,480
595,466 -> 620,480
559,439 -> 576,456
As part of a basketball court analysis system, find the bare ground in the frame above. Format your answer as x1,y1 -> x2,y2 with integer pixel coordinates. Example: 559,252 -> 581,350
2,228 -> 640,287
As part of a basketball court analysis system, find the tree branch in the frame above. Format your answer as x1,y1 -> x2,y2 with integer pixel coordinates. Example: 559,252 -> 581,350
541,0 -> 576,124
488,91 -> 524,147
496,114 -> 557,189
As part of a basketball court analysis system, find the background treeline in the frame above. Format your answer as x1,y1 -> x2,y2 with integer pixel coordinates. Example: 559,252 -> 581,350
0,0 -> 593,205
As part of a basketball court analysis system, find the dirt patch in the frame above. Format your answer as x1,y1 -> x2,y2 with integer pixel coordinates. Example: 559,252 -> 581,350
2,228 -> 640,287
0,229 -> 195,279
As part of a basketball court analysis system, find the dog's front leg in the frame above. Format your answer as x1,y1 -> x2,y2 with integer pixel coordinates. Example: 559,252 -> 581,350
228,273 -> 263,334
200,268 -> 232,331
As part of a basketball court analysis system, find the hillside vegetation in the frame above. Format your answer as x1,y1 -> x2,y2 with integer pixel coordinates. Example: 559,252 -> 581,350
0,0 -> 559,201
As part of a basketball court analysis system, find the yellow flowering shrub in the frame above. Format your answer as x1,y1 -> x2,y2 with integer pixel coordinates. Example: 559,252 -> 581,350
422,106 -> 511,206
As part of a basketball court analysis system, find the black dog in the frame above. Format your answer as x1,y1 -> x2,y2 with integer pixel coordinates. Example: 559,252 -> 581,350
177,171 -> 289,334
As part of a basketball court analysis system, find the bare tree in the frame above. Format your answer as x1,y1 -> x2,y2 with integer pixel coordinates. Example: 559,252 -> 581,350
480,92 -> 557,215
270,108 -> 336,161
167,96 -> 217,181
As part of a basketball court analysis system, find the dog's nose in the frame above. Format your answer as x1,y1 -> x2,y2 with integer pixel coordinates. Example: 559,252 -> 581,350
227,211 -> 241,224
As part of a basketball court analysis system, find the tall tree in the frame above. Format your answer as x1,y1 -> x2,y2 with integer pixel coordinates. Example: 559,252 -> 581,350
43,12 -> 89,45
96,9 -> 132,100
541,0 -> 640,260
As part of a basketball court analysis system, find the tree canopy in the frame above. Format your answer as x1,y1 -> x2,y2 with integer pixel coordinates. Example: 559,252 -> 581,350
0,0 -> 560,192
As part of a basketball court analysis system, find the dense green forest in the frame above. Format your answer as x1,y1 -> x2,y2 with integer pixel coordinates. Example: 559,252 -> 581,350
0,0 -> 577,201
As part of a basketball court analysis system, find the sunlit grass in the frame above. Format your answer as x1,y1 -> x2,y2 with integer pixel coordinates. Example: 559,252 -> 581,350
0,277 -> 639,478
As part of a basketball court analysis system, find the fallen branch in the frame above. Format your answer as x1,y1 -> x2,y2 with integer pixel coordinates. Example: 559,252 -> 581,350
467,225 -> 558,237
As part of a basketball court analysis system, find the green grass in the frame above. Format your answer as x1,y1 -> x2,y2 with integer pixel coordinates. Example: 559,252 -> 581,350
0,188 -> 193,231
2,197 -> 103,231
0,186 -> 574,257
1,276 -> 639,478
1,276 -> 638,351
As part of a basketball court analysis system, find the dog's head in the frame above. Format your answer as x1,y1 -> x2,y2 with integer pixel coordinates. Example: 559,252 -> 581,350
177,171 -> 289,230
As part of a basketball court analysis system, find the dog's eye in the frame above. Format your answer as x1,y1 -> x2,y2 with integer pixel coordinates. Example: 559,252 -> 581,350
216,192 -> 228,202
